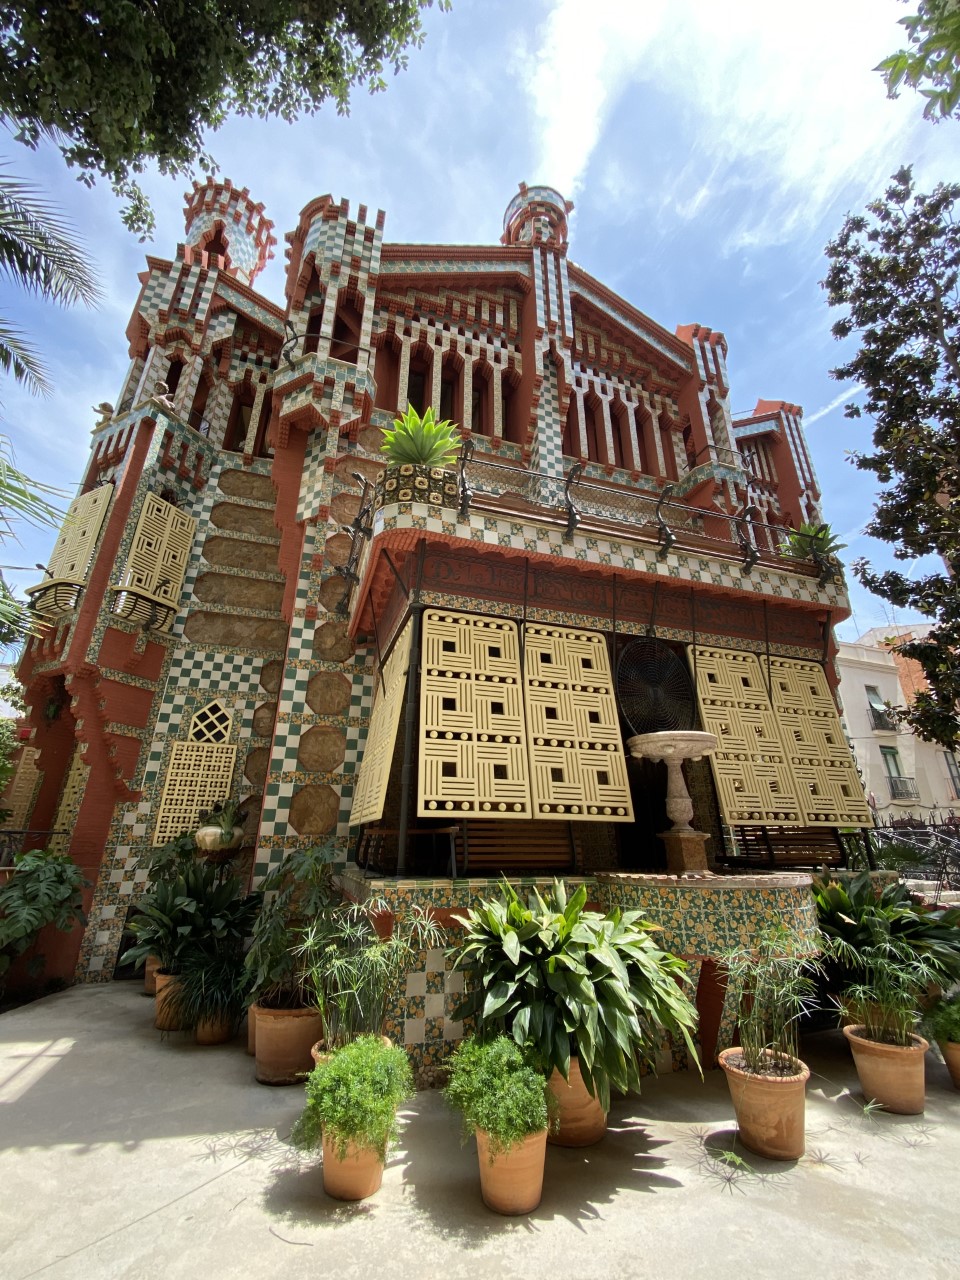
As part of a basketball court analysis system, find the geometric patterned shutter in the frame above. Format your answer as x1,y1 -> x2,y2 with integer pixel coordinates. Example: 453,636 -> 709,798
351,621 -> 413,826
523,624 -> 633,821
1,746 -> 41,830
690,646 -> 870,827
49,748 -> 90,855
418,611 -> 532,819
112,493 -> 196,630
152,742 -> 238,845
46,485 -> 113,581
767,656 -> 873,826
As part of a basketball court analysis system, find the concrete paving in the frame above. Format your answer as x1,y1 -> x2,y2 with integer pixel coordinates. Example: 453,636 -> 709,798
1,983 -> 958,1280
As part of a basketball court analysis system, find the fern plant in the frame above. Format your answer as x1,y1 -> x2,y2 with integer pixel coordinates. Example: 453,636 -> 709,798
0,849 -> 86,985
444,1035 -> 551,1157
380,405 -> 460,467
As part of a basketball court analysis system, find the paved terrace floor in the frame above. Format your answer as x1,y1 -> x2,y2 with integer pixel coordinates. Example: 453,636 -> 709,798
1,984 -> 957,1280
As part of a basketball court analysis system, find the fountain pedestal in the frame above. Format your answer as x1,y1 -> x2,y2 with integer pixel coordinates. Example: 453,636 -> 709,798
626,730 -> 719,875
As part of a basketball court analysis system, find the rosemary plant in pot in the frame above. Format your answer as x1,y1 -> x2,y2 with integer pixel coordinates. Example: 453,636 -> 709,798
719,925 -> 822,1161
839,936 -> 933,1114
924,990 -> 960,1089
291,1034 -> 413,1202
451,879 -> 700,1147
444,1035 -> 552,1215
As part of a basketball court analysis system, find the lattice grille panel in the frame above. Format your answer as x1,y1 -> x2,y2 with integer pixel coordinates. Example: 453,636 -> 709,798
351,622 -> 413,826
46,485 -> 113,581
189,700 -> 232,743
50,749 -> 89,854
524,625 -> 632,821
115,494 -> 196,610
2,747 -> 40,830
419,611 -> 532,818
691,647 -> 802,825
768,657 -> 873,826
153,742 -> 237,845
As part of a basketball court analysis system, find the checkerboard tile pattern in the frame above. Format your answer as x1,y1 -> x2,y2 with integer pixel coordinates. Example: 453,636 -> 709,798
165,647 -> 263,692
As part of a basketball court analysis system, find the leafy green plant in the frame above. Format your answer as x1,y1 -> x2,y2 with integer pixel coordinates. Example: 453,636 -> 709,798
297,900 -> 443,1048
839,935 -> 936,1047
0,848 -> 86,985
197,798 -> 243,844
244,842 -> 339,1009
444,1035 -> 550,1157
121,861 -> 261,975
380,405 -> 460,467
163,947 -> 250,1033
924,990 -> 960,1043
450,879 -> 700,1111
780,521 -> 846,560
142,833 -> 197,884
724,925 -> 822,1075
291,1034 -> 413,1161
813,871 -> 960,992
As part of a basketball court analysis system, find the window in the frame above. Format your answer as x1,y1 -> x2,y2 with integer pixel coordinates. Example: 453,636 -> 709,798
880,746 -> 902,778
944,753 -> 960,800
865,685 -> 895,731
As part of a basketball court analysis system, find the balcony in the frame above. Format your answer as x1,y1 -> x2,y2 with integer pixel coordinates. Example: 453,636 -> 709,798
887,776 -> 920,801
868,704 -> 897,731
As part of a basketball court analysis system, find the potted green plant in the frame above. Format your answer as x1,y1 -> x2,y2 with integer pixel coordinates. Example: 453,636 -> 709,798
164,948 -> 251,1045
444,1035 -> 551,1215
0,848 -> 86,999
195,799 -> 244,856
290,1034 -> 413,1201
137,833 -> 197,993
450,879 -> 700,1146
718,925 -> 822,1160
924,991 -> 960,1089
296,899 -> 444,1053
379,405 -> 462,510
244,842 -> 338,1083
838,936 -> 933,1114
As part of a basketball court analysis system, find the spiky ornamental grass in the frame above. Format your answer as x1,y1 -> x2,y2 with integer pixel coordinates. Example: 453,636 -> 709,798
450,879 -> 701,1112
723,925 -> 822,1075
380,405 -> 460,467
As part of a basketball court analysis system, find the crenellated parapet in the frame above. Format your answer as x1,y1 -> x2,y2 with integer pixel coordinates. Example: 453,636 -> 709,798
183,177 -> 276,286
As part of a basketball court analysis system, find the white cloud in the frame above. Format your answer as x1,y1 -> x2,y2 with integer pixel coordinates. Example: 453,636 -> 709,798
805,385 -> 864,427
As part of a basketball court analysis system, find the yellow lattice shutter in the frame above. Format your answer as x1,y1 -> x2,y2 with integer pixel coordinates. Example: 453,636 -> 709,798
418,611 -> 532,819
524,624 -> 633,821
112,494 -> 196,630
768,657 -> 873,826
47,486 -> 113,581
49,749 -> 89,854
153,742 -> 238,845
351,622 -> 413,826
1,747 -> 41,830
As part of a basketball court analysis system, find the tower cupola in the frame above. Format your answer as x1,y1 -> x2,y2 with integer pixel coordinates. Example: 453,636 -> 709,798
182,178 -> 276,286
501,183 -> 574,252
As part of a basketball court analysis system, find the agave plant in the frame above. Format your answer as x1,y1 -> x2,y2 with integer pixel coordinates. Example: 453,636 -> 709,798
380,405 -> 460,467
780,521 -> 846,560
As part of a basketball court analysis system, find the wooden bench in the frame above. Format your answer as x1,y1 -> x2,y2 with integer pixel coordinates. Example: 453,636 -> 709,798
355,818 -> 578,878
719,825 -> 847,870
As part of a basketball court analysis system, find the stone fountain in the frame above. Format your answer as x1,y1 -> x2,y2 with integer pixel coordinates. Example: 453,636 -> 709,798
626,730 -> 718,874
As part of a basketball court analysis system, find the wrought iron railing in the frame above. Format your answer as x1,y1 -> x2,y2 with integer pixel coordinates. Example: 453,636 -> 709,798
868,705 -> 897,731
887,776 -> 920,801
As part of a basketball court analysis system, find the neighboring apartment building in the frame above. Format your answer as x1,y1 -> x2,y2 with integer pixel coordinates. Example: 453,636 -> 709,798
13,179 -> 870,1028
837,625 -> 960,822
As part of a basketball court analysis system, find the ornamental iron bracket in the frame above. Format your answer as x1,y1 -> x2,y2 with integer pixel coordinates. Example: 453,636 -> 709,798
563,462 -> 583,539
457,437 -> 475,520
655,483 -> 677,558
280,320 -> 300,369
735,504 -> 761,574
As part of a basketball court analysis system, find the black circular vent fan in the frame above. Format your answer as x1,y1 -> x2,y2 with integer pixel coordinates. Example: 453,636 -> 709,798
616,637 -> 697,736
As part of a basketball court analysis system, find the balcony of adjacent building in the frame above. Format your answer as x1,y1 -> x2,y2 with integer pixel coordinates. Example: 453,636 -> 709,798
865,685 -> 898,732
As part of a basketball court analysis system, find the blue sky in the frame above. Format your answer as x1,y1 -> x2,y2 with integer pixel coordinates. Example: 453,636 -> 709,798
3,0 -> 959,641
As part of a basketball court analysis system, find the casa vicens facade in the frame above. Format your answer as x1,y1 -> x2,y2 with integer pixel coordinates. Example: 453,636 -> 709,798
12,179 -> 872,1067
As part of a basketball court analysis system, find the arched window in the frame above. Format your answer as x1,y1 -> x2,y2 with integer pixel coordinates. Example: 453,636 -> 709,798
223,383 -> 256,453
330,293 -> 363,364
165,358 -> 185,396
407,353 -> 431,417
583,394 -> 602,463
502,369 -> 524,444
204,228 -> 228,264
439,353 -> 462,427
562,395 -> 579,458
374,338 -> 400,410
304,306 -> 324,356
189,374 -> 211,435
659,413 -> 679,482
470,364 -> 492,437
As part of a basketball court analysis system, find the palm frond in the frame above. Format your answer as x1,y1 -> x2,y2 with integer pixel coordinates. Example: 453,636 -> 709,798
0,316 -> 50,398
0,167 -> 102,309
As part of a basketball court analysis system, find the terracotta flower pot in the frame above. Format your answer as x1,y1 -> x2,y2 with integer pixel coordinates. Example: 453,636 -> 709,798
144,954 -> 160,996
547,1058 -> 607,1147
310,1041 -> 332,1068
321,1134 -> 384,1201
246,1004 -> 257,1056
718,1047 -> 810,1161
154,972 -> 182,1032
476,1129 -> 547,1215
196,1016 -> 235,1045
843,1024 -> 929,1115
254,1004 -> 324,1085
939,1040 -> 960,1089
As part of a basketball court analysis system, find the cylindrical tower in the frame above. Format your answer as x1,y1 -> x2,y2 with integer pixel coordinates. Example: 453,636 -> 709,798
501,183 -> 574,252
182,177 -> 276,286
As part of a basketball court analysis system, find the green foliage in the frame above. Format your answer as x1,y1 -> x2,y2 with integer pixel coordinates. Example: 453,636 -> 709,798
0,2 -> 449,237
780,522 -> 846,562
450,879 -> 701,1112
724,926 -> 822,1074
291,1034 -> 413,1161
840,935 -> 935,1047
444,1035 -> 550,1156
812,871 -> 960,992
142,833 -> 198,885
0,717 -> 18,821
297,900 -> 443,1048
0,436 -> 67,646
878,1 -> 960,120
823,166 -> 960,747
164,947 -> 250,1033
244,842 -> 339,1008
380,405 -> 461,467
924,989 -> 960,1042
0,848 -> 86,983
121,861 -> 262,975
